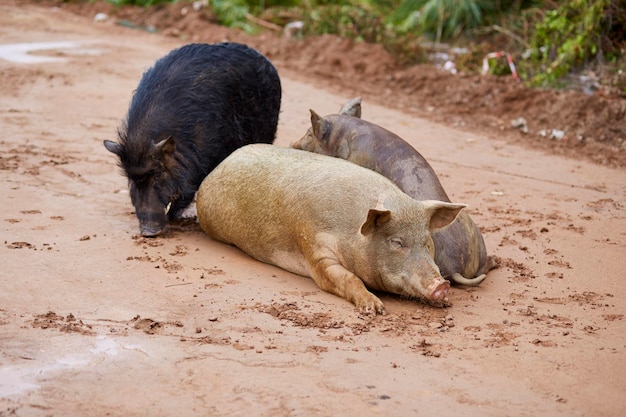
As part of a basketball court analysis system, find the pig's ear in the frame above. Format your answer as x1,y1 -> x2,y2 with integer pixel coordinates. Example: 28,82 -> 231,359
103,140 -> 122,156
310,110 -> 330,142
153,136 -> 176,160
361,208 -> 392,235
339,97 -> 362,118
421,200 -> 466,232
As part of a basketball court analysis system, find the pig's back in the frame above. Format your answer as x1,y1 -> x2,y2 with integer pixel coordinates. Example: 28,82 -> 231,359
349,119 -> 450,201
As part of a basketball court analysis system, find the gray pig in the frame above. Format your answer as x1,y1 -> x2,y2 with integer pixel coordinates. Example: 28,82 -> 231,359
196,144 -> 466,314
292,98 -> 494,285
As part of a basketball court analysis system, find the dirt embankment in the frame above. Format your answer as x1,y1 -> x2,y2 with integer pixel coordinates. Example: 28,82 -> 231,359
59,0 -> 626,169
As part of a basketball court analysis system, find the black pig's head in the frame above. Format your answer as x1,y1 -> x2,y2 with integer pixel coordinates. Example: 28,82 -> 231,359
104,136 -> 185,237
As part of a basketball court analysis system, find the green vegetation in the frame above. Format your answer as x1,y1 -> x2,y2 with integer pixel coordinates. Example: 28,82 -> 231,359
102,0 -> 625,89
295,3 -> 426,64
528,0 -> 624,86
390,0 -> 494,42
210,0 -> 253,32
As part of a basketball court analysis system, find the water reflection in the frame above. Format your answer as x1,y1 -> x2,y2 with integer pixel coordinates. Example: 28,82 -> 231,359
0,41 -> 103,63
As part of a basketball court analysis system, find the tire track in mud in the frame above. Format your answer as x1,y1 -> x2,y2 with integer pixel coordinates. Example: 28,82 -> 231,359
433,158 -> 611,192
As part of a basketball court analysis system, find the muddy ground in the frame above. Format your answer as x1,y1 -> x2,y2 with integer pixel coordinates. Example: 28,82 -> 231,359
1,2 -> 625,417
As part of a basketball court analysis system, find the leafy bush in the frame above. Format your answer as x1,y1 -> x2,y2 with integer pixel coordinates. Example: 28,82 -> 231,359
302,4 -> 426,64
389,0 -> 495,41
211,0 -> 254,32
303,4 -> 386,43
528,0 -> 624,86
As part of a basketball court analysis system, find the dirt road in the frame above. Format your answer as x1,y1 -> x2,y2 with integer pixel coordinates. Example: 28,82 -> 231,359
1,3 -> 625,417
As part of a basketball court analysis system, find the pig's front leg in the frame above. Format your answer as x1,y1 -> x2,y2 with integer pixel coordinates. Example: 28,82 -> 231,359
306,245 -> 385,315
321,264 -> 385,315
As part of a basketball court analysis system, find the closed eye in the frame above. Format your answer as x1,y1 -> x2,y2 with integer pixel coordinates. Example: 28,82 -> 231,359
389,237 -> 403,249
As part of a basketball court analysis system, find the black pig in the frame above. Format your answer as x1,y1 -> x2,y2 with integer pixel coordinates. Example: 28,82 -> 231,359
104,42 -> 281,236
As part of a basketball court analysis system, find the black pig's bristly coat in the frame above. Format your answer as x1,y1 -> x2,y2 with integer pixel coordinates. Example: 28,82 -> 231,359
105,42 -> 282,236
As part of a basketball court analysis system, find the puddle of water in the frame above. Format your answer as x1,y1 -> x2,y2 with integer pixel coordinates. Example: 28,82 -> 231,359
0,355 -> 90,398
0,366 -> 40,397
0,336 -> 144,398
91,335 -> 120,356
0,41 -> 104,64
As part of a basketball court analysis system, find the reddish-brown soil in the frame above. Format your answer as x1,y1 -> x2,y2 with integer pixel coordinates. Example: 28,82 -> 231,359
1,2 -> 625,417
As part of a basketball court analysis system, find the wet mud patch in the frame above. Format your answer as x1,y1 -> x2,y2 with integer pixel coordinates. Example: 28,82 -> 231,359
256,302 -> 345,330
568,291 -> 611,307
253,301 -> 455,341
169,244 -> 188,256
132,235 -> 164,247
185,334 -> 233,345
198,267 -> 225,278
602,314 -> 624,322
0,67 -> 46,96
482,324 -> 520,348
126,253 -> 183,273
586,198 -> 624,212
1,141 -> 80,178
531,338 -> 558,348
409,338 -> 442,357
5,241 -> 35,249
129,315 -> 184,335
27,311 -> 189,337
499,257 -> 536,281
31,311 -> 95,335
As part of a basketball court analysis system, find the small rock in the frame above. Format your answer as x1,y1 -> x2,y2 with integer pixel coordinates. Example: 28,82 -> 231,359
550,129 -> 565,140
443,60 -> 457,74
511,117 -> 528,133
428,322 -> 443,329
193,0 -> 208,11
93,13 -> 108,23
284,21 -> 304,39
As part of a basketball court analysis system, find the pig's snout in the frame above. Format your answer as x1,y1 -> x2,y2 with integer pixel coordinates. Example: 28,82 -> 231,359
133,188 -> 169,237
429,280 -> 450,302
138,212 -> 167,237
140,222 -> 164,237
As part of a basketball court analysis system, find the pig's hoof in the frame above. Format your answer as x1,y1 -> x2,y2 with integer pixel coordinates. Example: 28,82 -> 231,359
355,295 -> 386,315
358,304 -> 386,316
